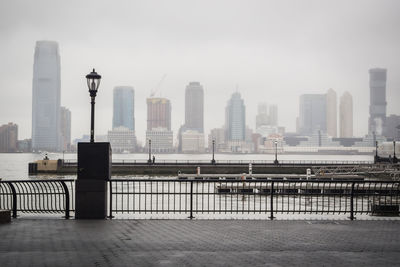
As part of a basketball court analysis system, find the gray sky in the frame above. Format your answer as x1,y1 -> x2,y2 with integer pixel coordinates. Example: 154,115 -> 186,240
0,0 -> 399,144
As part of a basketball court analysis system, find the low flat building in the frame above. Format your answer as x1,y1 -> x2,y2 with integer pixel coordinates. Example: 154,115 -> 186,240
108,126 -> 137,153
181,130 -> 205,153
146,127 -> 174,153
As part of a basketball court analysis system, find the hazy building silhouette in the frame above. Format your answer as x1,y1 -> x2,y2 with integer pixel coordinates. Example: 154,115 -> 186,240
181,130 -> 205,153
31,40 -> 61,152
225,92 -> 246,141
368,68 -> 387,135
208,128 -> 225,152
113,86 -> 135,131
326,88 -> 337,137
339,92 -> 353,138
0,123 -> 18,152
185,82 -> 204,133
269,105 -> 278,126
60,106 -> 71,151
256,103 -> 278,128
383,114 -> 400,140
256,103 -> 269,129
147,98 -> 171,131
298,94 -> 326,136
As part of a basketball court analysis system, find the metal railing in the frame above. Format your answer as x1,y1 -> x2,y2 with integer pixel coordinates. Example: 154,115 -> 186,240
63,159 -> 374,166
1,179 -> 398,220
0,179 -> 74,218
109,179 -> 399,219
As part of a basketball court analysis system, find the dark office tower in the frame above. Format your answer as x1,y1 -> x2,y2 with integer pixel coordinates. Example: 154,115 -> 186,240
185,82 -> 204,133
147,98 -> 171,130
368,68 -> 387,135
225,92 -> 246,141
298,94 -> 327,136
113,86 -> 135,130
31,41 -> 61,152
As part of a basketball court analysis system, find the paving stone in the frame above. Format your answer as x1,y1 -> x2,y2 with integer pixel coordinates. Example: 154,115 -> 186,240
0,219 -> 399,266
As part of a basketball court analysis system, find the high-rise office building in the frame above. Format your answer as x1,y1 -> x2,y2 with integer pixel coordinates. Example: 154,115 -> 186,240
31,40 -> 61,152
185,82 -> 204,133
339,92 -> 353,138
147,98 -> 171,131
326,88 -> 337,137
0,123 -> 18,152
60,107 -> 71,151
269,105 -> 278,126
113,86 -> 135,131
298,94 -> 327,136
256,103 -> 269,129
368,68 -> 387,135
225,92 -> 246,141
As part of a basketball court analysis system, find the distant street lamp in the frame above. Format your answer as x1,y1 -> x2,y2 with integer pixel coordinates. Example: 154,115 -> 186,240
85,69 -> 102,143
211,139 -> 216,164
374,141 -> 379,164
274,140 -> 279,165
148,139 -> 152,164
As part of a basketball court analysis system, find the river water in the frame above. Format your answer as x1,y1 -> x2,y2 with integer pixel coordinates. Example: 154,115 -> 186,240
0,152 -> 373,180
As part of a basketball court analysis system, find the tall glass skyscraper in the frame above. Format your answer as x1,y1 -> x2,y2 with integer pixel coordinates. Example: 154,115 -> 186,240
113,86 -> 135,130
184,82 -> 204,133
298,94 -> 327,136
225,92 -> 246,141
31,41 -> 61,152
368,68 -> 387,135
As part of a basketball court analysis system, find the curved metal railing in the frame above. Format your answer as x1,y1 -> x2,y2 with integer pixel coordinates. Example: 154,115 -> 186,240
0,179 -> 74,218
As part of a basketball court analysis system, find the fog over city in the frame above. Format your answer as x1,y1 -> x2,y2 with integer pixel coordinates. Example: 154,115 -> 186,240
0,0 -> 399,144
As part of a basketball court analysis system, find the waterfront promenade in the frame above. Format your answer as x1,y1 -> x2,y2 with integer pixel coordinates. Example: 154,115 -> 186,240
0,219 -> 399,266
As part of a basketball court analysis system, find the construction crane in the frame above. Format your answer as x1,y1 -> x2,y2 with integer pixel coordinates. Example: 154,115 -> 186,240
150,74 -> 167,97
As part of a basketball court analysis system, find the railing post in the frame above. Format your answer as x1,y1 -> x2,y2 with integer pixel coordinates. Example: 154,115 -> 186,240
60,181 -> 70,219
108,180 -> 114,219
189,180 -> 194,219
269,181 -> 275,220
7,182 -> 17,218
349,182 -> 355,220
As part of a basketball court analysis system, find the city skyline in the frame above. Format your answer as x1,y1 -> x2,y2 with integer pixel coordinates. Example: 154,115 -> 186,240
1,1 -> 400,144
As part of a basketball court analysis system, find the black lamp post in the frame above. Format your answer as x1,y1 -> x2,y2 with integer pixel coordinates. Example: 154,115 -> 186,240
374,141 -> 379,164
393,141 -> 398,164
148,139 -> 152,164
85,69 -> 102,143
211,139 -> 216,164
274,140 -> 279,165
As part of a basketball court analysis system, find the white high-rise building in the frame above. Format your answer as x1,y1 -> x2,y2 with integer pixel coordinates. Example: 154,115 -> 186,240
339,92 -> 353,138
326,88 -> 337,138
31,41 -> 61,152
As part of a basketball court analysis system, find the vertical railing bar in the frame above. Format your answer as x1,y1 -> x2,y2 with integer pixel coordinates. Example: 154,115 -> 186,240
60,181 -> 70,219
350,182 -> 355,220
108,180 -> 113,218
270,181 -> 274,220
7,182 -> 17,218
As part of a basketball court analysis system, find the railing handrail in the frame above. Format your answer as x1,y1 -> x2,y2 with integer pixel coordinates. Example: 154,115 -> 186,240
0,179 -> 76,183
109,178 -> 399,184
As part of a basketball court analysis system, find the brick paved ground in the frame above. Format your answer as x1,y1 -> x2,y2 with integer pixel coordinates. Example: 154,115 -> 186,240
0,219 -> 399,266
